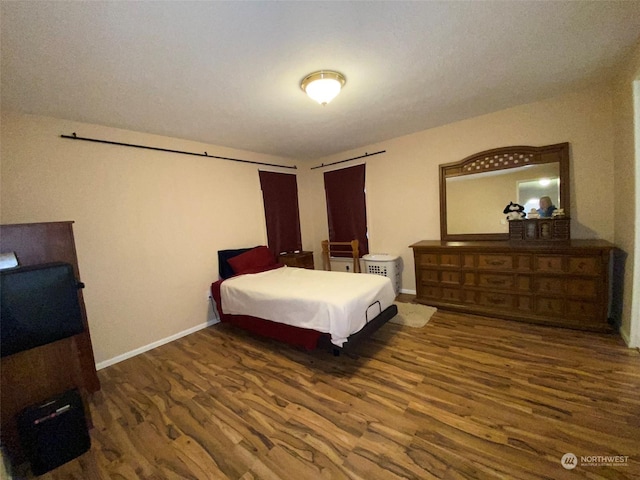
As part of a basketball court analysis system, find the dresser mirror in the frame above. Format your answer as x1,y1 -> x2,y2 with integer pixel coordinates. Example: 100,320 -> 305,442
439,143 -> 570,241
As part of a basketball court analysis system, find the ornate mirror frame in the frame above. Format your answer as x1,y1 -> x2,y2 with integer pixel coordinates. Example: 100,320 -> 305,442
439,142 -> 570,241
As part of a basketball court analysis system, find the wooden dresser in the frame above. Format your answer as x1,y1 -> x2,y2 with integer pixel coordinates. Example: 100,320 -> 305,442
277,251 -> 314,269
410,240 -> 614,332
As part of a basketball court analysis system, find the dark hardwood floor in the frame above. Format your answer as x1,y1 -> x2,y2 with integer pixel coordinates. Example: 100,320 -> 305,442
12,303 -> 640,479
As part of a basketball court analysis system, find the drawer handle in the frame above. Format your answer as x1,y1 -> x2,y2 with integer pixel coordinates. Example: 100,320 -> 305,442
487,259 -> 506,266
486,296 -> 506,305
487,278 -> 507,285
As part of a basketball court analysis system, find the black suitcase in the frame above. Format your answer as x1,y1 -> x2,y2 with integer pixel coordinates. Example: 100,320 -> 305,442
17,389 -> 91,475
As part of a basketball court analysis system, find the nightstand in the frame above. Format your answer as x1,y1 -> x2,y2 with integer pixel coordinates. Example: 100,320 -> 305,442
277,251 -> 314,270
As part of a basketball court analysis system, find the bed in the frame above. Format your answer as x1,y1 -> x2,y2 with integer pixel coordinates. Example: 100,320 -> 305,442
210,246 -> 398,353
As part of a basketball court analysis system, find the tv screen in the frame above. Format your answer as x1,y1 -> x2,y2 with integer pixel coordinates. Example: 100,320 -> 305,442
1,262 -> 84,357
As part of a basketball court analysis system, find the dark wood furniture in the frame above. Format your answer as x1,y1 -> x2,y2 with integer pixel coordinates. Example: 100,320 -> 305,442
277,251 -> 314,270
440,143 -> 570,241
0,221 -> 100,462
410,240 -> 614,332
508,217 -> 570,241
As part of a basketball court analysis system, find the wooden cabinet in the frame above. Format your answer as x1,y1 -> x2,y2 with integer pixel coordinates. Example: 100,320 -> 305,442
509,218 -> 571,241
277,251 -> 314,269
0,221 -> 100,462
410,240 -> 614,332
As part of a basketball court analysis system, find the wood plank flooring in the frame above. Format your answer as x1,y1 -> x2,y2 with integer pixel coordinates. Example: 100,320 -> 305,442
11,306 -> 640,479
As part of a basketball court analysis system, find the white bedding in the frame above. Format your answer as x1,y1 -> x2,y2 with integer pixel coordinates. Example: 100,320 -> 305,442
220,266 -> 396,347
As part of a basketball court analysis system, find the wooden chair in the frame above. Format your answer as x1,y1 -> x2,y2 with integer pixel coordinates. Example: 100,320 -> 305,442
321,239 -> 361,273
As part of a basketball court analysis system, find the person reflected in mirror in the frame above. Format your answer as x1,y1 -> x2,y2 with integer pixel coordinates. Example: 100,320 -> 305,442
537,196 -> 557,217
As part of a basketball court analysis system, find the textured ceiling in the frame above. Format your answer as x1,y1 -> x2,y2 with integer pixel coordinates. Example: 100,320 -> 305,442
2,1 -> 639,161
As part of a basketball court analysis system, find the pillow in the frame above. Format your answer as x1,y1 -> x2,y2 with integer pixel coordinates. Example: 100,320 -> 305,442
218,247 -> 254,279
234,263 -> 284,276
228,246 -> 276,274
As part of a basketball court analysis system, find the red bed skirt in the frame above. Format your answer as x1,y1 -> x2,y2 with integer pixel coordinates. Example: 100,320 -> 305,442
210,280 -> 324,350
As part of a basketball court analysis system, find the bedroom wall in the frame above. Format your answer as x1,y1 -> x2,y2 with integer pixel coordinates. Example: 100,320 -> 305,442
612,38 -> 640,347
298,84 -> 616,295
0,111 -> 295,365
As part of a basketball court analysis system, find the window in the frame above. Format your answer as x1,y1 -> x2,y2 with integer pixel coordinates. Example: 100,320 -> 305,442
323,164 -> 369,257
258,171 -> 302,255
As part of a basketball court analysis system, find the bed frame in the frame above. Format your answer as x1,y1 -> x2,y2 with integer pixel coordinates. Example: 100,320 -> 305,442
210,248 -> 398,354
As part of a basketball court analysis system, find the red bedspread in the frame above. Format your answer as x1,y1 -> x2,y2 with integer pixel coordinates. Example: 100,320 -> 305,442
210,279 -> 324,350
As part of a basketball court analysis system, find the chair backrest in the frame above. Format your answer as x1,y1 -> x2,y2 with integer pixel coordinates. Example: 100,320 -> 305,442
321,239 -> 361,273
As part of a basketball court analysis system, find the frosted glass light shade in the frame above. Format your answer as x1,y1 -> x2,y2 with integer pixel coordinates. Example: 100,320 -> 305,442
301,71 -> 346,105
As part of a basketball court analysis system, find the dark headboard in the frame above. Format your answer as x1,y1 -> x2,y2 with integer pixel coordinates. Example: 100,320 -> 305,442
217,247 -> 254,279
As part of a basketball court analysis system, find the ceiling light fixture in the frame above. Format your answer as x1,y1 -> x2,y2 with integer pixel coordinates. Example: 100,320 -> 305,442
301,70 -> 346,105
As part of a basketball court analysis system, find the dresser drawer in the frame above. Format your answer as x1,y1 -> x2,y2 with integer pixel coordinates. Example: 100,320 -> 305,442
567,278 -> 598,298
568,257 -> 601,275
475,291 -> 532,311
441,287 -> 462,302
419,284 -> 441,298
298,256 -> 315,269
440,254 -> 461,267
418,285 -> 462,303
477,273 -> 515,290
441,270 -> 461,285
536,277 -> 566,295
418,266 -> 460,285
566,300 -> 599,320
419,269 -> 439,284
418,252 -> 461,267
463,272 -> 529,289
477,291 -> 513,310
535,256 -> 564,273
515,255 -> 532,271
477,255 -> 513,270
418,253 -> 438,266
517,295 -> 534,312
535,297 -> 564,316
463,255 -> 475,268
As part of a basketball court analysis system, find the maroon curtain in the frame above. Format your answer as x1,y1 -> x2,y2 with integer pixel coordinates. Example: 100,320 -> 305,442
259,171 -> 302,255
323,164 -> 369,257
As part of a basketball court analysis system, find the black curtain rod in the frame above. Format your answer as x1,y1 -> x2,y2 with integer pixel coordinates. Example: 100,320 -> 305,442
60,133 -> 297,170
310,150 -> 386,170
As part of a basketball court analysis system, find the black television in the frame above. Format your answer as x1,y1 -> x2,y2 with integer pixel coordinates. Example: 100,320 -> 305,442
1,262 -> 85,357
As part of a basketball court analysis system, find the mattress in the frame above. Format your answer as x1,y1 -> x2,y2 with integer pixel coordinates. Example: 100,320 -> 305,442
220,266 -> 396,347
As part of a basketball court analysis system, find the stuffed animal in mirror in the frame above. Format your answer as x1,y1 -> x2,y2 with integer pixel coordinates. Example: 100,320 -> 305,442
503,202 -> 526,221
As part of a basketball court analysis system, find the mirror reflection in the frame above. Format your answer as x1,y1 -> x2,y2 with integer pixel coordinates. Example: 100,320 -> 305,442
446,163 -> 560,235
518,178 -> 559,218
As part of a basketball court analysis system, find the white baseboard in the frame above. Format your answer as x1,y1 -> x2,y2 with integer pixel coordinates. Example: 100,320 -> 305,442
96,286 -> 417,370
95,318 -> 220,370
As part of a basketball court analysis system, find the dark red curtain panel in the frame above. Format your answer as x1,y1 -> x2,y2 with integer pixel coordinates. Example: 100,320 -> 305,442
259,171 -> 302,255
323,164 -> 369,257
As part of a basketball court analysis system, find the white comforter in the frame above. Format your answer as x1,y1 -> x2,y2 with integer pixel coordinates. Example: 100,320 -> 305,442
220,266 -> 396,347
